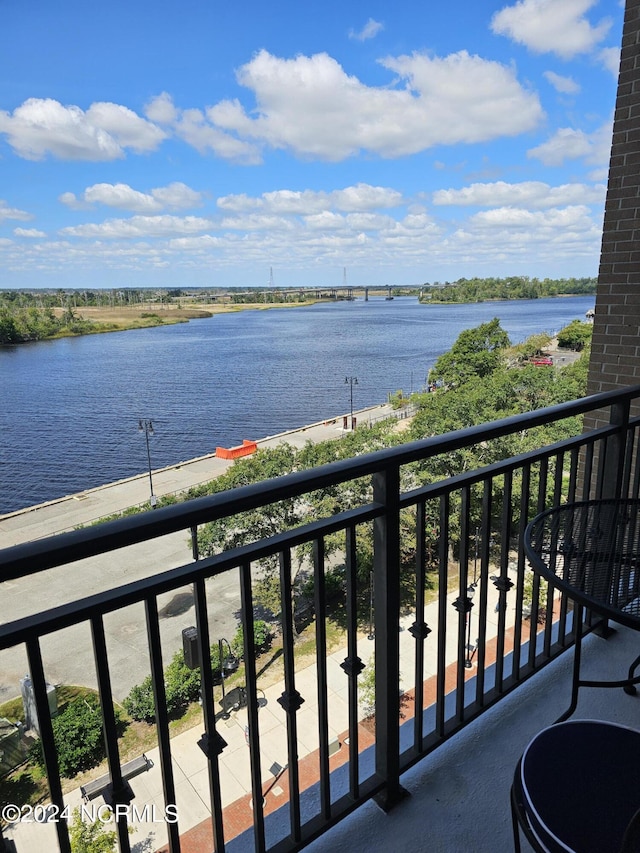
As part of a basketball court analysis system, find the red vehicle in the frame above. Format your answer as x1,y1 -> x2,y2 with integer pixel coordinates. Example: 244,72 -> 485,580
531,356 -> 553,366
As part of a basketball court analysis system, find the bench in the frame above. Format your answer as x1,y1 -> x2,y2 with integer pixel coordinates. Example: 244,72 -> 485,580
80,753 -> 153,803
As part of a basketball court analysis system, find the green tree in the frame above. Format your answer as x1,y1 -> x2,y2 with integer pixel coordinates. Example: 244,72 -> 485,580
68,808 -> 117,853
556,319 -> 592,351
430,318 -> 511,387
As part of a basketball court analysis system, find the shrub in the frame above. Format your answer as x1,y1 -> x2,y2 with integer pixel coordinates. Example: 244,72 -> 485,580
30,695 -> 116,778
124,651 -> 203,724
122,677 -> 155,723
231,620 -> 272,658
164,651 -> 202,712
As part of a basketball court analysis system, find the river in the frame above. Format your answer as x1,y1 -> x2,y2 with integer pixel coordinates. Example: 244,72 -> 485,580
0,295 -> 593,515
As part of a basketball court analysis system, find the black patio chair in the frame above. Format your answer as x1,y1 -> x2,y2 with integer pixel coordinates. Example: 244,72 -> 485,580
511,720 -> 640,852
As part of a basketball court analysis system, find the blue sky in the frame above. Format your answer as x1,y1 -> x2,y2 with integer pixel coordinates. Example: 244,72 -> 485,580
0,0 -> 624,290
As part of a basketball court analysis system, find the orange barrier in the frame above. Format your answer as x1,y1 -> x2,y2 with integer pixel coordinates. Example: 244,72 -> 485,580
215,440 -> 258,460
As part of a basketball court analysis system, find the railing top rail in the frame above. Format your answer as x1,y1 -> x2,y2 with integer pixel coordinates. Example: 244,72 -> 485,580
2,384 -> 639,577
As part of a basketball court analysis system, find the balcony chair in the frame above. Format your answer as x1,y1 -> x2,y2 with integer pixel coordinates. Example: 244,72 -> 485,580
510,719 -> 640,852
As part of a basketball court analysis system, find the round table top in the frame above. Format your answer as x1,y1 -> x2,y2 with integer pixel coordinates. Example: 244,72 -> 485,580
524,499 -> 640,630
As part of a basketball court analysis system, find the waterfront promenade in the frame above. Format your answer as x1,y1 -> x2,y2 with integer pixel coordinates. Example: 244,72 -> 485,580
0,402 -> 404,703
0,402 -> 400,546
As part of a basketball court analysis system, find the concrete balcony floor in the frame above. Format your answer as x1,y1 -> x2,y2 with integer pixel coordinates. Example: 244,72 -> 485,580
305,623 -> 640,853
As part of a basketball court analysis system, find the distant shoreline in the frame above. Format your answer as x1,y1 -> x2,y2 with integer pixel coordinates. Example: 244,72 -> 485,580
8,299 -> 317,345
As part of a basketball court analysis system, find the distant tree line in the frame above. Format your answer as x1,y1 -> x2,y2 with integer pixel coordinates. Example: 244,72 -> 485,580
419,276 -> 596,303
0,304 -> 96,344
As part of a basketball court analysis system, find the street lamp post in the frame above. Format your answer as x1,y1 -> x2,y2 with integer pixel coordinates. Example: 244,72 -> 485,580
453,583 -> 477,670
218,638 -> 240,720
345,376 -> 358,430
138,419 -> 157,509
465,583 -> 477,668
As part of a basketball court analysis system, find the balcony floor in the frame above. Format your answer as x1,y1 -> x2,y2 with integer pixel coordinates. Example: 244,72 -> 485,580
304,622 -> 640,853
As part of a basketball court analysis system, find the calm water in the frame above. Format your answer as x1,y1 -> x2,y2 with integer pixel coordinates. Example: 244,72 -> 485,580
0,296 -> 593,515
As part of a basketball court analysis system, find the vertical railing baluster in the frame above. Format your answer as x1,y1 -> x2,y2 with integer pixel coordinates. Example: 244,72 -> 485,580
621,424 -> 634,499
341,524 -> 364,800
278,549 -> 304,842
473,479 -> 492,706
145,596 -> 180,853
25,638 -> 71,853
239,560 -> 266,853
513,463 -> 531,680
543,452 -> 565,657
494,471 -> 514,693
91,616 -> 131,853
313,537 -> 331,820
453,486 -> 471,722
410,500 -> 430,749
193,577 -> 226,853
527,459 -> 548,669
581,442 -> 595,500
372,465 -> 405,810
436,494 -> 449,738
567,447 -> 578,504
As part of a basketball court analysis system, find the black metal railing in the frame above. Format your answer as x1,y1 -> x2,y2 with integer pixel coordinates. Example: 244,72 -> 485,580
1,385 -> 640,853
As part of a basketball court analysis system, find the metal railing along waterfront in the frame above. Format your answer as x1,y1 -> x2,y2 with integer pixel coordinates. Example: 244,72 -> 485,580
2,385 -> 640,853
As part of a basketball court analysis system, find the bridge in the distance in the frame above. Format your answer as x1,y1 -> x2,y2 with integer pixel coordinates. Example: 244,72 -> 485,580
194,284 -> 420,302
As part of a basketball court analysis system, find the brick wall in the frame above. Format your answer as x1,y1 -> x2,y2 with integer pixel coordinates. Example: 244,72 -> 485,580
586,0 -> 640,418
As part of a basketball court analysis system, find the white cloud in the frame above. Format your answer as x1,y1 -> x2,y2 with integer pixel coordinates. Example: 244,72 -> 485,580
349,18 -> 384,41
304,212 -> 346,231
528,121 -> 612,166
201,49 -> 543,161
0,200 -> 32,222
543,71 -> 580,94
3,190 -> 604,279
144,92 -> 179,124
491,0 -> 611,59
151,183 -> 204,210
174,105 -> 262,164
60,215 -> 213,239
433,180 -> 605,208
60,182 -> 203,213
217,184 -> 404,214
470,204 -> 594,229
14,227 -> 46,237
0,98 -> 166,161
598,46 -> 621,76
219,214 -> 295,231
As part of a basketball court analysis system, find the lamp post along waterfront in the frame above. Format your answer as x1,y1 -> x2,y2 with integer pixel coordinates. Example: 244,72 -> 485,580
345,376 -> 358,430
138,419 -> 157,509
218,638 -> 240,719
465,583 -> 477,668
